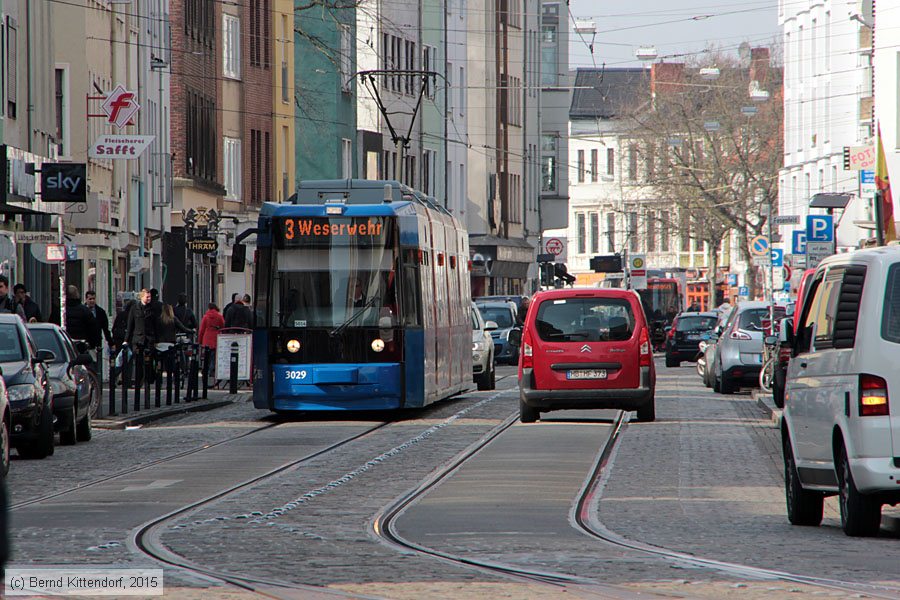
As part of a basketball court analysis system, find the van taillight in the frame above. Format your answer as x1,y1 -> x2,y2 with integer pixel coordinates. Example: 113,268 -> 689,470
522,330 -> 534,369
639,328 -> 651,367
859,374 -> 889,416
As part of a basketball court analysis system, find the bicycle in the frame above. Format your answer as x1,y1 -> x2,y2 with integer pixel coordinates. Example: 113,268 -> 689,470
72,339 -> 103,417
758,318 -> 779,393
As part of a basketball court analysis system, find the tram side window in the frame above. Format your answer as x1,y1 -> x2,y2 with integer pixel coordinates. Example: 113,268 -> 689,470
401,251 -> 421,326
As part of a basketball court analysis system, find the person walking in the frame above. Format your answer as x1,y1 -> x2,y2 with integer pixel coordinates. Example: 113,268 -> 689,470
224,294 -> 253,329
198,303 -> 224,390
124,289 -> 159,389
111,300 -> 133,352
156,304 -> 194,386
174,294 -> 198,330
85,291 -> 112,350
65,285 -> 101,349
0,276 -> 25,320
222,293 -> 239,324
13,284 -> 41,322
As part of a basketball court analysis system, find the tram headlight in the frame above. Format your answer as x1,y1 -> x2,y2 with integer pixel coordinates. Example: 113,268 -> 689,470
286,339 -> 301,353
371,338 -> 385,352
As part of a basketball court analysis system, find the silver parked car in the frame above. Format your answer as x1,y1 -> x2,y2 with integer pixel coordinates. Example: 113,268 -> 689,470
711,301 -> 785,394
471,303 -> 497,391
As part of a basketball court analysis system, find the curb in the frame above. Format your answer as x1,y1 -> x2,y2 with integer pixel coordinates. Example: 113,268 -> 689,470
751,389 -> 782,428
94,394 -> 249,430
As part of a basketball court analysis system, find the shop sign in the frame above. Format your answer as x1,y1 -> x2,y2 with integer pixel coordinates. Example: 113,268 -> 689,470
188,237 -> 218,254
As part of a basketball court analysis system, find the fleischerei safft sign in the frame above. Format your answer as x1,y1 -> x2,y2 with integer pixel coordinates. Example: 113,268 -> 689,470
88,135 -> 155,159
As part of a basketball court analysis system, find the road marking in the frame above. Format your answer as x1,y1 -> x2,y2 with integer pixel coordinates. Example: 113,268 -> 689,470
121,479 -> 182,492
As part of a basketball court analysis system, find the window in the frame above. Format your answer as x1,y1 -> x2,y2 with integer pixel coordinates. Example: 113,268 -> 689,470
423,150 -> 434,196
577,149 -> 585,183
647,212 -> 656,251
447,160 -> 453,209
186,0 -> 214,46
591,149 -> 598,182
680,210 -> 690,251
540,3 -> 560,86
607,213 -> 616,252
250,0 -> 269,67
458,66 -> 465,115
541,135 -> 557,192
6,18 -> 16,119
54,67 -> 68,155
535,297 -> 635,343
659,212 -> 669,252
223,15 -> 240,79
576,213 -> 586,254
607,148 -> 614,176
405,40 -> 416,95
281,15 -> 289,102
223,137 -> 241,199
628,144 -> 638,180
459,163 -> 466,214
628,212 -> 638,252
186,91 -> 216,183
250,129 -> 269,203
447,62 -> 454,117
422,46 -> 434,97
644,143 -> 655,179
341,138 -> 352,179
589,212 -> 599,254
340,25 -> 351,92
282,126 -> 289,200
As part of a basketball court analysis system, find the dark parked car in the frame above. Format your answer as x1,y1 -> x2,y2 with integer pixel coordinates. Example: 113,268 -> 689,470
28,324 -> 95,445
665,312 -> 719,367
0,314 -> 54,459
474,295 -> 529,323
0,376 -> 10,476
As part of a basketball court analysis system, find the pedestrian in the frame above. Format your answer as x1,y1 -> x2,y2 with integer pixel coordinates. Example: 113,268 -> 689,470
224,294 -> 253,329
13,284 -> 41,322
0,276 -> 25,320
65,285 -> 101,349
124,289 -> 159,389
111,299 -> 133,352
222,293 -> 239,323
174,293 -> 198,330
157,304 -> 194,343
84,290 -> 112,351
149,288 -> 164,322
198,302 -> 224,389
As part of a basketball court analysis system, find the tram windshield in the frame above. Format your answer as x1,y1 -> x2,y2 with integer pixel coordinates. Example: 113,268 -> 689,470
270,217 -> 399,329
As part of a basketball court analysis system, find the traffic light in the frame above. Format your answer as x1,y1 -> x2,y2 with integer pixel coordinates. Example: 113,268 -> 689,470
554,263 -> 576,286
590,254 -> 623,273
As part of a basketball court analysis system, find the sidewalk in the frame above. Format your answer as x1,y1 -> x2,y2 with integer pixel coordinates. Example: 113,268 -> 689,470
93,389 -> 252,429
751,388 -> 782,427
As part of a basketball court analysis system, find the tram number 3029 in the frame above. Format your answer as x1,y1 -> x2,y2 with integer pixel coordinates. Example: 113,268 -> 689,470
285,370 -> 309,380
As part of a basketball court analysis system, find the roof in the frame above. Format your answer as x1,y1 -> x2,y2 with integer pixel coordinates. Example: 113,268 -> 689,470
569,68 -> 651,120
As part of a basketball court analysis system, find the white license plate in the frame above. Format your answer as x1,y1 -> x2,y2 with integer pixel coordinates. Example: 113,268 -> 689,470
567,369 -> 607,380
754,354 -> 763,363
686,334 -> 701,340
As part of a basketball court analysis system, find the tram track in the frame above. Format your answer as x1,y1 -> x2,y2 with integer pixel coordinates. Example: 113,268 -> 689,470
573,413 -> 900,599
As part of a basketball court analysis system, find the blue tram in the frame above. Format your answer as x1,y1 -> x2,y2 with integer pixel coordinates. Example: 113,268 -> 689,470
251,179 -> 473,412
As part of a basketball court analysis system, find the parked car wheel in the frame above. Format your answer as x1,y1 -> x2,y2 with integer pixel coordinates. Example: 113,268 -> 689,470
0,413 -> 9,477
76,408 -> 93,442
19,402 -> 54,460
719,373 -> 735,395
773,362 -> 786,408
783,433 -> 822,526
59,405 -> 77,446
519,398 -> 538,423
665,354 -> 679,368
838,445 -> 882,537
635,396 -> 656,422
477,363 -> 495,391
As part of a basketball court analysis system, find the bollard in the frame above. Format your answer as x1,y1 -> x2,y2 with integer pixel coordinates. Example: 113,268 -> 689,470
122,350 -> 130,415
108,354 -> 117,417
154,351 -> 162,409
201,347 -> 210,399
166,358 -> 173,406
229,342 -> 239,395
134,349 -> 142,412
174,352 -> 181,404
143,351 -> 152,410
187,345 -> 199,402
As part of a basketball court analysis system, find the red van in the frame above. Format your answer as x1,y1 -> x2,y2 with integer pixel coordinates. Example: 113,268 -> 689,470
518,288 -> 656,423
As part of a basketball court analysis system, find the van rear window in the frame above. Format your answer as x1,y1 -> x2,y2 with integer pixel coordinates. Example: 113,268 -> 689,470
882,264 -> 900,343
535,298 -> 635,342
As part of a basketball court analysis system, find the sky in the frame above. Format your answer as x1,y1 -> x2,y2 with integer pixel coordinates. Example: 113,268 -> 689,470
567,0 -> 781,70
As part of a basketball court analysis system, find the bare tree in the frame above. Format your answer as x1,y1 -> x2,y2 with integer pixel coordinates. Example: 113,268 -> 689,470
624,50 -> 783,299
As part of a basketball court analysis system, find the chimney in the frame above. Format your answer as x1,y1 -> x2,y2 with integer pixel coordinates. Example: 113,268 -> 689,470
651,62 -> 684,97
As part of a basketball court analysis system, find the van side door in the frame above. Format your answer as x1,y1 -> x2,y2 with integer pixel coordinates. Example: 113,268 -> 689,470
786,272 -> 825,463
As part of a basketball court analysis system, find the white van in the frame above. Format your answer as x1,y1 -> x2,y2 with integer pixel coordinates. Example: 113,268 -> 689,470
781,246 -> 900,537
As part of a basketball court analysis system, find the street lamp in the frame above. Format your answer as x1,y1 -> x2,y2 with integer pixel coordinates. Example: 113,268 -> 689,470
635,46 -> 658,61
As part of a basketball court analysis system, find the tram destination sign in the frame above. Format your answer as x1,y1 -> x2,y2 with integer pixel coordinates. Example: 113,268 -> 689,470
275,216 -> 391,248
187,237 -> 218,254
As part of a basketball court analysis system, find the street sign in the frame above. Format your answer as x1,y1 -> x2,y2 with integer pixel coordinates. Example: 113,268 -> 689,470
752,256 -> 771,267
738,286 -> 749,297
629,254 -> 647,290
843,145 -> 875,171
88,134 -> 155,159
16,232 -> 56,244
726,273 -> 737,286
807,241 -> 834,269
771,248 -> 784,267
187,237 -> 218,254
750,235 -> 769,256
545,238 -> 563,255
860,169 -> 875,184
792,230 -> 807,255
773,215 -> 800,226
773,267 -> 784,290
45,244 -> 66,262
101,84 -> 141,128
806,214 -> 834,243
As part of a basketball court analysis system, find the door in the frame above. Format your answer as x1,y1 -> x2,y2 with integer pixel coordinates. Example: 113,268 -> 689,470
531,294 -> 640,391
